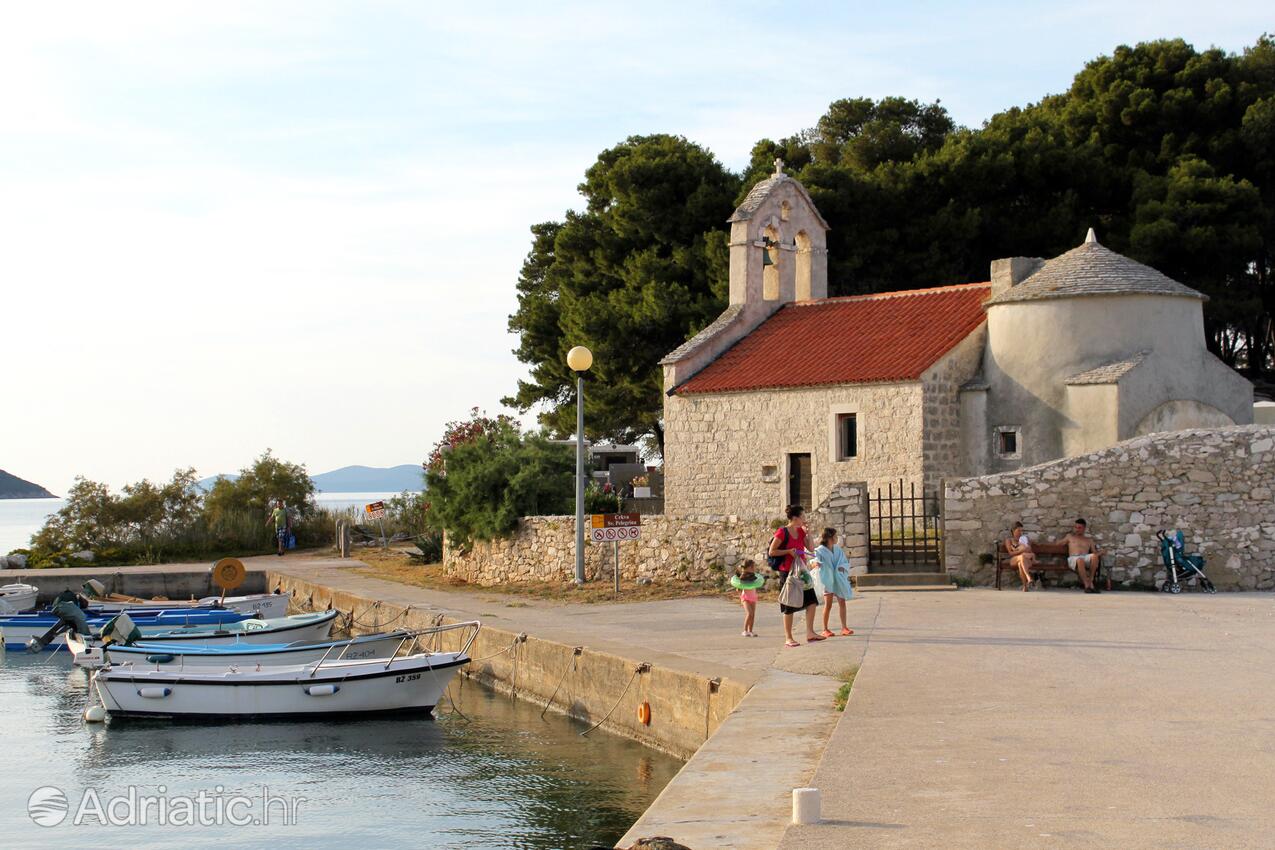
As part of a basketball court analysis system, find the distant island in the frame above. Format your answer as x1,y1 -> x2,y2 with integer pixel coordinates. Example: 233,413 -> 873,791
197,464 -> 424,494
0,469 -> 56,499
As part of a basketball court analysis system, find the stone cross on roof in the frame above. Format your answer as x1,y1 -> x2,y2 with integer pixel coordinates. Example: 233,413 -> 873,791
773,157 -> 785,175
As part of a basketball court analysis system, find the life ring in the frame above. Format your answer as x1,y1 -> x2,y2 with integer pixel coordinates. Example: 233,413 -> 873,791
637,701 -> 652,726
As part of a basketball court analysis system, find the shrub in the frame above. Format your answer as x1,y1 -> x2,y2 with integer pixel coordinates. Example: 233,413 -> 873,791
584,481 -> 620,514
424,423 -> 573,545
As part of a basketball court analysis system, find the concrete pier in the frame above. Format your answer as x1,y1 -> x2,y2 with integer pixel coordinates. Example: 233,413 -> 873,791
5,562 -> 269,603
18,553 -> 1275,849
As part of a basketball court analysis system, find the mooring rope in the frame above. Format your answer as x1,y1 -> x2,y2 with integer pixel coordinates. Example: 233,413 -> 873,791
540,646 -> 583,719
470,633 -> 526,663
580,662 -> 648,737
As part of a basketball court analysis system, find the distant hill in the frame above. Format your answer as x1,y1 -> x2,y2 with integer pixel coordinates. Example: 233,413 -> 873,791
312,464 -> 424,492
196,465 -> 423,494
195,473 -> 240,491
0,469 -> 56,499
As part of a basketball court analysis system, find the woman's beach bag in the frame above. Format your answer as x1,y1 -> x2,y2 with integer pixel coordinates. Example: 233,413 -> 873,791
766,527 -> 790,571
778,559 -> 806,609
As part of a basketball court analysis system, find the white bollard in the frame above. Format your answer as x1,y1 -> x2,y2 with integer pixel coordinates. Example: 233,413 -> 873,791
792,787 -> 821,824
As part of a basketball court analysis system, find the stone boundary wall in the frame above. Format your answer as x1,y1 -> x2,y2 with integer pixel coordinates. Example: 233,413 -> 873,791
444,482 -> 869,586
944,427 -> 1275,590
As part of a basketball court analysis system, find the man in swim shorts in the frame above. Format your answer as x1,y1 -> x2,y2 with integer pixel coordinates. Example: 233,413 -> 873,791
1063,518 -> 1101,593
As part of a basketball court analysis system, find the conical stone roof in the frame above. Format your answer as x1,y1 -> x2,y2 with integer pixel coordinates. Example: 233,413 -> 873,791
986,229 -> 1205,306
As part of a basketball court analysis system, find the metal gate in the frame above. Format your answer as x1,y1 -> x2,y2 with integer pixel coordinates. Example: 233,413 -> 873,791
868,479 -> 941,570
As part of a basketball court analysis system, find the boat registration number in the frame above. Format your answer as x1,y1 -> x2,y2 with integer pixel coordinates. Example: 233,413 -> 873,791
395,673 -> 421,684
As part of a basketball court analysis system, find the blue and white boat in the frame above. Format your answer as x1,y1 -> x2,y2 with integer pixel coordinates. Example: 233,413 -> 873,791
92,622 -> 481,720
0,608 -> 251,651
74,629 -> 413,670
65,610 -> 339,665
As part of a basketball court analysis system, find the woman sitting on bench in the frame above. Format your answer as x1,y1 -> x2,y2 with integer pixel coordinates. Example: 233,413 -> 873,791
1005,522 -> 1036,591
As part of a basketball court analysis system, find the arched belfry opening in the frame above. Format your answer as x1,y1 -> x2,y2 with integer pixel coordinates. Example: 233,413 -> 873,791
762,224 -> 781,301
795,230 -> 812,302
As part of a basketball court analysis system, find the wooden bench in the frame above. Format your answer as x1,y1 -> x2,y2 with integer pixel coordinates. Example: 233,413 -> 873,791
994,539 -> 1108,590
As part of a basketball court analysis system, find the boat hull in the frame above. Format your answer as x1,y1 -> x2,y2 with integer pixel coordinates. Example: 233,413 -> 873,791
75,630 -> 407,669
0,584 -> 38,615
88,592 -> 291,620
94,653 -> 468,719
1,610 -> 254,651
66,611 -> 338,663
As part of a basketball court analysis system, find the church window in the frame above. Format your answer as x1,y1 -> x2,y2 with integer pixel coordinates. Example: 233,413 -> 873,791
994,426 -> 1021,459
836,413 -> 858,460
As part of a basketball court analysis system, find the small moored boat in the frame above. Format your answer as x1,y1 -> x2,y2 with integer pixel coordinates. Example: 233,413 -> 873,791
71,628 -> 411,670
92,621 -> 480,720
0,583 -> 39,615
65,610 -> 339,664
79,580 -> 291,620
2,607 -> 252,651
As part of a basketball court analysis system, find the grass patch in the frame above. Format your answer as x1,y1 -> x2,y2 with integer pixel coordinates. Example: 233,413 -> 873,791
833,666 -> 859,712
352,547 -> 730,604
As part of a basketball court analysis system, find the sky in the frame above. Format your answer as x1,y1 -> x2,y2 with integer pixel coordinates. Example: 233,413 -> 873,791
1,1 -> 1269,493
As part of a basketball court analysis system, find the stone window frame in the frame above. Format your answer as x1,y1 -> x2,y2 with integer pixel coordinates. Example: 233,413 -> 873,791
782,447 -> 816,514
993,425 -> 1022,460
827,405 -> 864,465
834,412 -> 858,460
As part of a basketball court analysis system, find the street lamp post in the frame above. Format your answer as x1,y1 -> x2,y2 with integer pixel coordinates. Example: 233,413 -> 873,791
566,345 -> 593,585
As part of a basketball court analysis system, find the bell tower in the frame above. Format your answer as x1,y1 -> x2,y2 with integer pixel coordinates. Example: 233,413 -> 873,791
727,159 -> 830,307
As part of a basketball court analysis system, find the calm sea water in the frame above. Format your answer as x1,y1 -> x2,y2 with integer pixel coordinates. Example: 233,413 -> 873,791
0,652 -> 681,849
0,493 -> 412,556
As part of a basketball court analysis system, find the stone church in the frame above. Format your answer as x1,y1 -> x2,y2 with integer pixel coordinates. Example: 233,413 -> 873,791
661,162 -> 1254,520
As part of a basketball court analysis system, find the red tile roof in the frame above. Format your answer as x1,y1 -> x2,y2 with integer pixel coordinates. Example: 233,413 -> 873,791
675,283 -> 991,394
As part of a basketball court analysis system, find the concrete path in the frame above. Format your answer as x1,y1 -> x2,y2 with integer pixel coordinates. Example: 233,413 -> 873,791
53,555 -> 1275,848
266,556 -> 867,849
779,589 -> 1275,850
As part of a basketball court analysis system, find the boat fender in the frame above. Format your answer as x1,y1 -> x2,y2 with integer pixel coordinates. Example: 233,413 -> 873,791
84,705 -> 107,723
145,654 -> 175,664
637,701 -> 652,726
137,687 -> 172,699
305,684 -> 340,697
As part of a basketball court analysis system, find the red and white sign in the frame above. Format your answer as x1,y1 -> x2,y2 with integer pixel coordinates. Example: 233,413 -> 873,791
364,501 -> 386,520
590,513 -> 642,544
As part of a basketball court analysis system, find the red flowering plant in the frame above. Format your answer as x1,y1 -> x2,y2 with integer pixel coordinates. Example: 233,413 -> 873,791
424,408 -> 517,474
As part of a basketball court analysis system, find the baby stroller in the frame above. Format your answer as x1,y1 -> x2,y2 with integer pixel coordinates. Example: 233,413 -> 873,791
1156,529 -> 1216,594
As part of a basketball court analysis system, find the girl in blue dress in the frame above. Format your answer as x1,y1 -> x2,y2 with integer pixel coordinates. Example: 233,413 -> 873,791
812,527 -> 855,637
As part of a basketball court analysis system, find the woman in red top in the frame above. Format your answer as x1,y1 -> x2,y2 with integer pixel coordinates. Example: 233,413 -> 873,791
768,505 -> 823,647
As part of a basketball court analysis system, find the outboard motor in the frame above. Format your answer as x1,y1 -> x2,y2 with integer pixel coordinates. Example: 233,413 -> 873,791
26,596 -> 93,652
99,613 -> 142,647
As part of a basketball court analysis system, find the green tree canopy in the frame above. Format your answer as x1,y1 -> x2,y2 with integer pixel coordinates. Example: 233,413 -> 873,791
504,134 -> 741,454
203,450 -> 316,525
506,37 -> 1275,452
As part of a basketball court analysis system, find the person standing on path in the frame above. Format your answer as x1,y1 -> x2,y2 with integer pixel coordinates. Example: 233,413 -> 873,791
267,499 -> 291,557
768,505 -> 822,647
812,527 -> 855,637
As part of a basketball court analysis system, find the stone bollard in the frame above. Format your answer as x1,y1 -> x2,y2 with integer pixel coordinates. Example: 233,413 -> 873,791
792,787 -> 821,824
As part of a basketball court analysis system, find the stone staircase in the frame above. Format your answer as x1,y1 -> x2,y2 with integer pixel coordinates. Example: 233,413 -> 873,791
856,555 -> 956,591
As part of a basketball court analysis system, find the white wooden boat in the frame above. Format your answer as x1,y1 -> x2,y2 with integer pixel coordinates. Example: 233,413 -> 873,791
79,581 -> 291,620
71,629 -> 410,670
0,583 -> 38,615
65,611 -> 338,666
92,622 -> 480,719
